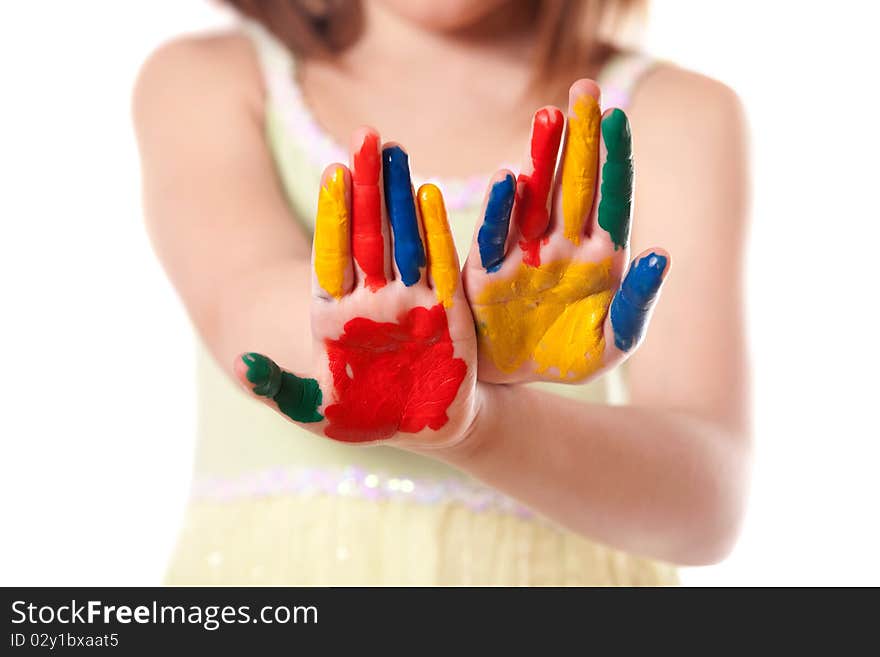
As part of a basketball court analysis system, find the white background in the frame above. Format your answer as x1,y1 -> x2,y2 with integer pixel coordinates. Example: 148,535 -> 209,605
1,1 -> 878,586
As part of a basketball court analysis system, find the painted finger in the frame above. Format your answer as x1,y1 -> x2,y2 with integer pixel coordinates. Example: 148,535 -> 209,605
467,170 -> 516,274
418,183 -> 459,308
236,352 -> 324,424
382,144 -> 426,286
594,108 -> 634,251
609,249 -> 671,352
350,127 -> 391,290
513,106 -> 564,267
559,79 -> 602,245
313,164 -> 354,300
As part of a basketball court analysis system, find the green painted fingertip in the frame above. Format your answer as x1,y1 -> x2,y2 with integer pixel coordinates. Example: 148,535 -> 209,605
242,352 -> 282,397
602,108 -> 632,158
242,353 -> 324,423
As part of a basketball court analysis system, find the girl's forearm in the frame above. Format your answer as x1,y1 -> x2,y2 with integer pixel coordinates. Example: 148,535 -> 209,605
429,383 -> 751,566
204,258 -> 315,375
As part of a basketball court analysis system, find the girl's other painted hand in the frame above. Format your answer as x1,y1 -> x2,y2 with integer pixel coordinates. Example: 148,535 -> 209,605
463,79 -> 671,384
235,128 -> 480,448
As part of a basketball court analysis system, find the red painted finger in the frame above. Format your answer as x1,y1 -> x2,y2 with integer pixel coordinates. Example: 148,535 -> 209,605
351,129 -> 388,291
514,106 -> 564,267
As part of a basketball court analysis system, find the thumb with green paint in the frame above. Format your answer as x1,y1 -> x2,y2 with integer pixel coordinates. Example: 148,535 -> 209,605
236,353 -> 324,424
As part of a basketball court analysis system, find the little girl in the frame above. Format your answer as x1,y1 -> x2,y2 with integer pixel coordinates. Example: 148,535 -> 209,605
134,0 -> 750,585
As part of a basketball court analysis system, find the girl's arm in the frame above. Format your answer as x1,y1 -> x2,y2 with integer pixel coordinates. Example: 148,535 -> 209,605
437,383 -> 748,566
435,69 -> 751,566
134,34 -> 315,372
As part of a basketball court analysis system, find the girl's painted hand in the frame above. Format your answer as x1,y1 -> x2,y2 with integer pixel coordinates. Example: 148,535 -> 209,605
464,79 -> 671,384
235,128 -> 479,448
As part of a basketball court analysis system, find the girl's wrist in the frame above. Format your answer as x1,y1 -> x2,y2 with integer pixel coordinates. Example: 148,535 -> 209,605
410,382 -> 503,467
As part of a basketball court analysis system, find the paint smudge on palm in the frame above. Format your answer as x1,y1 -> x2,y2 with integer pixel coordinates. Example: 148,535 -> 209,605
351,132 -> 386,291
598,109 -> 633,250
473,258 -> 614,380
516,108 -> 564,267
561,94 -> 601,245
418,184 -> 458,308
610,252 -> 668,351
478,174 -> 515,273
383,145 -> 425,286
323,304 -> 467,443
313,166 -> 350,299
241,353 -> 323,423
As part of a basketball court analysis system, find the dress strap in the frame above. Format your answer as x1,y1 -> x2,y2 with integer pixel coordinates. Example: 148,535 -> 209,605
596,51 -> 663,111
240,19 -> 350,166
240,20 -> 297,98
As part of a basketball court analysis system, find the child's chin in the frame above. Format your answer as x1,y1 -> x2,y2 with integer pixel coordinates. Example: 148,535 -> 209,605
377,0 -> 510,33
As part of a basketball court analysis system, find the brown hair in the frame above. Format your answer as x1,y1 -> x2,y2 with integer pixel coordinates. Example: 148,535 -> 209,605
225,0 -> 646,87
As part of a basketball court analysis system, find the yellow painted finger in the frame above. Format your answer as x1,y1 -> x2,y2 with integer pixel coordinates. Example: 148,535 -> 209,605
561,94 -> 601,245
418,184 -> 458,308
314,166 -> 350,299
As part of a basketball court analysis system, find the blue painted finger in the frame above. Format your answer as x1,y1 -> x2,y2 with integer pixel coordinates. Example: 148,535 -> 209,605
478,174 -> 515,273
382,145 -> 425,286
610,251 -> 669,351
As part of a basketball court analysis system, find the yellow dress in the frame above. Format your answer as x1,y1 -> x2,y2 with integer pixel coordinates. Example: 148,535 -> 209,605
164,22 -> 677,586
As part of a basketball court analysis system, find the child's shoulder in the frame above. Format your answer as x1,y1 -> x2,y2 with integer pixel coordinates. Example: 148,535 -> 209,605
133,31 -> 264,125
628,61 -> 745,136
621,61 -> 749,236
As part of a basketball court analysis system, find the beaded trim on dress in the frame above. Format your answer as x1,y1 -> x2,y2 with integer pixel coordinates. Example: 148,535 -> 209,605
193,466 -> 538,519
